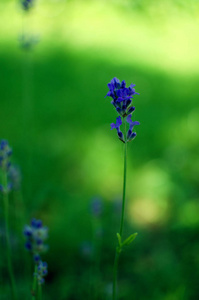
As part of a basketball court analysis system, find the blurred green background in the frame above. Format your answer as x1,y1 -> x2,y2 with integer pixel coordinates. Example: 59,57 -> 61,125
1,0 -> 199,299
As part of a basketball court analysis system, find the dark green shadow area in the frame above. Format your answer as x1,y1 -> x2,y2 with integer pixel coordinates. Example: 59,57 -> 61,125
1,40 -> 199,299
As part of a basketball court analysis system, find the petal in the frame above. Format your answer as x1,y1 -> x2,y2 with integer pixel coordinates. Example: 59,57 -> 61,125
126,114 -> 133,125
121,80 -> 126,88
129,132 -> 137,140
116,116 -> 122,127
110,123 -> 116,130
111,77 -> 121,89
128,106 -> 135,114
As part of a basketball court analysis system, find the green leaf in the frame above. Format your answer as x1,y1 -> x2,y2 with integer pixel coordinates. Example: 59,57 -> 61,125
116,233 -> 122,246
122,233 -> 138,246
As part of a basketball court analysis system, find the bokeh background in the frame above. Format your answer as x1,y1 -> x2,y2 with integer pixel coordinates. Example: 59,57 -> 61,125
1,0 -> 199,299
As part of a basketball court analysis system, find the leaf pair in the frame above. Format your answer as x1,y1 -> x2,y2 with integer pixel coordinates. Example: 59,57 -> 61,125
116,232 -> 137,251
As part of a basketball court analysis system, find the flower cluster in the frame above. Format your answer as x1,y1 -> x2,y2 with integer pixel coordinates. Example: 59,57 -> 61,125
0,140 -> 12,171
18,34 -> 39,52
106,77 -> 140,142
34,261 -> 48,285
90,197 -> 103,217
24,218 -> 48,263
21,0 -> 34,11
8,165 -> 22,191
106,77 -> 139,117
0,140 -> 13,193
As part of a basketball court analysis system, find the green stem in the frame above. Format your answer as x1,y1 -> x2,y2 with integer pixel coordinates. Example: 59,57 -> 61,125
38,284 -> 42,300
113,117 -> 128,300
32,265 -> 38,300
3,172 -> 18,300
119,120 -> 127,237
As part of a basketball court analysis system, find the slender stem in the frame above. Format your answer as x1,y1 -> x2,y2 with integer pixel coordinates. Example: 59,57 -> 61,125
113,117 -> 128,300
119,120 -> 127,237
32,264 -> 38,300
38,284 -> 42,300
2,171 -> 18,300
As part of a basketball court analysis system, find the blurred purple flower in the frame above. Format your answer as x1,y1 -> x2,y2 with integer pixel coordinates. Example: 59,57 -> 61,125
8,165 -> 22,191
34,261 -> 48,285
24,218 -> 48,263
80,241 -> 93,258
0,140 -> 12,172
0,140 -> 13,193
21,0 -> 34,11
90,197 -> 103,217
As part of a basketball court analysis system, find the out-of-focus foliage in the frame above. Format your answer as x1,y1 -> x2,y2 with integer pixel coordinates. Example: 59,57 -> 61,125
0,0 -> 199,299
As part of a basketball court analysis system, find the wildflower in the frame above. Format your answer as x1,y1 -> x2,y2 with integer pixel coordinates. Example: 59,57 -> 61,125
24,218 -> 48,263
106,78 -> 140,142
80,241 -> 93,258
18,34 -> 39,51
0,140 -> 12,172
126,114 -> 140,141
21,0 -> 34,11
34,261 -> 48,285
106,77 -> 139,117
0,140 -> 13,193
0,183 -> 12,194
110,116 -> 124,142
8,165 -> 22,191
90,197 -> 103,217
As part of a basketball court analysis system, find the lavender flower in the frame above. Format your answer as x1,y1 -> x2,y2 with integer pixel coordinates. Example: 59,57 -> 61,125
34,261 -> 48,285
21,0 -> 34,11
90,197 -> 103,217
0,140 -> 12,172
110,116 -> 124,142
18,34 -> 39,51
106,77 -> 139,117
80,241 -> 93,258
106,78 -> 140,142
24,218 -> 48,263
126,114 -> 140,141
105,78 -> 139,299
0,140 -> 13,193
8,165 -> 22,191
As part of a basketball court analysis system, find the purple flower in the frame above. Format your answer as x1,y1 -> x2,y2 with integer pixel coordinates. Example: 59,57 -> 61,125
0,140 -> 12,172
126,114 -> 140,141
34,261 -> 48,285
8,165 -> 22,191
24,218 -> 48,263
0,140 -> 13,193
111,116 -> 124,142
106,78 -> 140,142
106,77 -> 139,116
90,197 -> 103,217
21,0 -> 34,11
116,88 -> 132,103
80,241 -> 93,258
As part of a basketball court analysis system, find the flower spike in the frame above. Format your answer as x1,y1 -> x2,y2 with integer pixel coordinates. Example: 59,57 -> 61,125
106,77 -> 139,117
126,114 -> 140,141
111,116 -> 124,142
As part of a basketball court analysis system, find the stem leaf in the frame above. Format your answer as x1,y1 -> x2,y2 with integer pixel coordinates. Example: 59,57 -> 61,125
116,233 -> 122,246
122,232 -> 138,247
